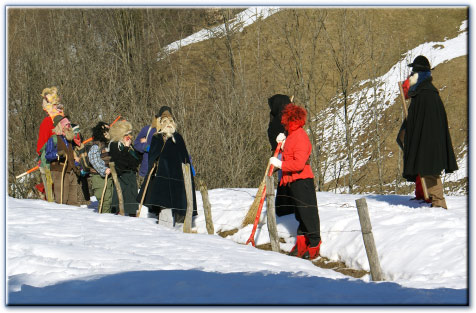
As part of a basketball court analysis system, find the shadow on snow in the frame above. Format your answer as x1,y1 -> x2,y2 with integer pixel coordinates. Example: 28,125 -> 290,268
8,269 -> 467,305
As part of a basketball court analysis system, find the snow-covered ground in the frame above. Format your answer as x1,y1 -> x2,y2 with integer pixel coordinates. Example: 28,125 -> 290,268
6,188 -> 467,305
4,5 -> 470,310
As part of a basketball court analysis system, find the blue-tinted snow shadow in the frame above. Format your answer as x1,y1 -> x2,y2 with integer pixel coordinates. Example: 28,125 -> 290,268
365,194 -> 431,209
8,270 -> 467,306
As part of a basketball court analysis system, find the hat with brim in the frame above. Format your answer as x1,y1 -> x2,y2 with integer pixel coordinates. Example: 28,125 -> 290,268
53,115 -> 67,128
408,55 -> 432,72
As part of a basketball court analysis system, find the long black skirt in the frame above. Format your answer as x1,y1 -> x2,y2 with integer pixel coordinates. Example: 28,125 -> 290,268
112,171 -> 139,216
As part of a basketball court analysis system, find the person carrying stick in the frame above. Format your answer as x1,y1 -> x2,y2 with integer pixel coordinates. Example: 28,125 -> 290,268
397,55 -> 458,209
269,103 -> 322,260
44,115 -> 81,206
88,122 -> 114,213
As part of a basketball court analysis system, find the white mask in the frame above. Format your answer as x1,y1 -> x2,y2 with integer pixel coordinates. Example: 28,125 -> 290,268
409,72 -> 419,86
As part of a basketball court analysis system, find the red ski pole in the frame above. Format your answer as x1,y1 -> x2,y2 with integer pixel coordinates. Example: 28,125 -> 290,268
246,142 -> 282,247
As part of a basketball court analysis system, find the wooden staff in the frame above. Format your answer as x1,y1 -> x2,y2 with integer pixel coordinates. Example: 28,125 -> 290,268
98,173 -> 109,214
137,161 -> 158,218
245,142 -> 282,247
60,153 -> 68,204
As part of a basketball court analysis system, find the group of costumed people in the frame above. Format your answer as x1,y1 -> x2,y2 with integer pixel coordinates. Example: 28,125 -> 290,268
31,54 -> 457,261
35,88 -> 197,223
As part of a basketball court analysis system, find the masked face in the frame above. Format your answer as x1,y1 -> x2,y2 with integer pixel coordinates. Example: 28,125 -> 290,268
159,116 -> 176,138
409,72 -> 419,86
60,119 -> 74,141
103,126 -> 111,140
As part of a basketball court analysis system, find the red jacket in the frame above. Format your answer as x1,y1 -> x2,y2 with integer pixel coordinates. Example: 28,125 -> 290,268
280,127 -> 314,185
36,116 -> 54,155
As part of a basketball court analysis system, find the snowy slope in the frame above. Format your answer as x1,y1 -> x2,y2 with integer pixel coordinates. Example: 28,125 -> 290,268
315,20 -> 468,186
6,188 -> 468,305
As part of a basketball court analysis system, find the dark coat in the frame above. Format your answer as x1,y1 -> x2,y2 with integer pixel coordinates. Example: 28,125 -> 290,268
398,77 -> 458,182
108,142 -> 142,175
137,132 -> 197,217
109,141 -> 142,215
267,94 -> 293,216
267,94 -> 290,152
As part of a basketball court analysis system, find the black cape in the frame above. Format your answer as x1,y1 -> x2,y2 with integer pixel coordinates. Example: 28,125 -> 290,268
396,77 -> 458,182
267,94 -> 293,216
267,94 -> 290,152
137,132 -> 197,217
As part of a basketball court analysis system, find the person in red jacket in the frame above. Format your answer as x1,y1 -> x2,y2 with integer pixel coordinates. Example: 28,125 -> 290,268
36,87 -> 64,202
37,87 -> 64,155
269,103 -> 322,260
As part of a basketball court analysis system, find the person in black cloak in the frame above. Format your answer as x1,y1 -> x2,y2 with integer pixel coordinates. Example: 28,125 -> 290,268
396,55 -> 458,209
109,120 -> 142,216
137,106 -> 197,224
267,94 -> 294,217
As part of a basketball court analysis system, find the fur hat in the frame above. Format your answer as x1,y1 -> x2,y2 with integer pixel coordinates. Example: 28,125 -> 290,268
281,103 -> 307,132
92,122 -> 110,143
41,86 -> 61,105
109,120 -> 133,142
408,55 -> 432,72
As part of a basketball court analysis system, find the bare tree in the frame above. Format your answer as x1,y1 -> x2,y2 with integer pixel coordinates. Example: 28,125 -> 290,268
322,9 -> 370,193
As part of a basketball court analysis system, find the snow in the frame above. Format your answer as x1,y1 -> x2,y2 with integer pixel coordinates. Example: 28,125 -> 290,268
158,7 -> 281,60
6,188 -> 468,305
4,5 -> 470,310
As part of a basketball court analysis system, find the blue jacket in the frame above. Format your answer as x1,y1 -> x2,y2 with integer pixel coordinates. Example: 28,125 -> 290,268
134,125 -> 156,177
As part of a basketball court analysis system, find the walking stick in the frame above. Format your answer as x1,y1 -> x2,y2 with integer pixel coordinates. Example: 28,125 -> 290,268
137,161 -> 158,218
60,153 -> 68,204
16,115 -> 122,179
109,162 -> 125,216
245,142 -> 282,247
98,173 -> 109,214
16,165 -> 39,179
398,81 -> 430,201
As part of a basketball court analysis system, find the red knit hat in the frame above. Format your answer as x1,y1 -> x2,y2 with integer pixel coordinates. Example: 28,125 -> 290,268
281,103 -> 307,132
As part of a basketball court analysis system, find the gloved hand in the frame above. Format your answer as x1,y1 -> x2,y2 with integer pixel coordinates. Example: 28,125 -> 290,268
269,157 -> 282,169
57,150 -> 66,158
276,133 -> 286,150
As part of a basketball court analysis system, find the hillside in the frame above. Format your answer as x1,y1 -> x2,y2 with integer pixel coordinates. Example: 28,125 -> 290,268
153,7 -> 468,194
7,7 -> 468,197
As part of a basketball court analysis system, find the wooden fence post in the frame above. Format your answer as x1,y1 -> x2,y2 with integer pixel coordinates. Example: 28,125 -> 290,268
355,197 -> 383,281
182,163 -> 194,233
266,175 -> 279,252
197,177 -> 214,235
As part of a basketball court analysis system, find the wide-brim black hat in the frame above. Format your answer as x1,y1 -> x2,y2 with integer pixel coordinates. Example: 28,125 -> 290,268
408,55 -> 432,72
